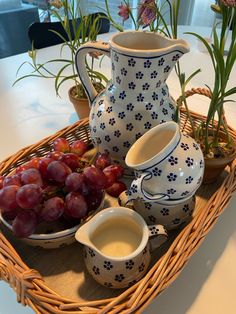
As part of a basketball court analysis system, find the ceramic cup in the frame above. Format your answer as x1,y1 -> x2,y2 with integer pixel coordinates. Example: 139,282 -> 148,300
119,191 -> 196,230
125,121 -> 204,202
75,207 -> 167,289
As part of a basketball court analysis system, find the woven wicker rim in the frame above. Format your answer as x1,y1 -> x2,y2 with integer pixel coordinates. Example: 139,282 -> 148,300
1,92 -> 236,313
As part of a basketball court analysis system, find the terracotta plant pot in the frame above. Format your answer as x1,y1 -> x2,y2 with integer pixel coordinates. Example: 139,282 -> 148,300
68,86 -> 90,120
203,134 -> 236,184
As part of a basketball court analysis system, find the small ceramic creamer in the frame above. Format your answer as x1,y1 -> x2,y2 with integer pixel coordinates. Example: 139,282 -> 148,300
75,31 -> 189,166
75,207 -> 167,289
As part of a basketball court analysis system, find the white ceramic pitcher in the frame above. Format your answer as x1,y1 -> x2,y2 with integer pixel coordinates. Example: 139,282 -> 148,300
75,31 -> 189,165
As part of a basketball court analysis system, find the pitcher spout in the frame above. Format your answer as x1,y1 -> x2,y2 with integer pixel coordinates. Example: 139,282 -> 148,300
166,37 -> 190,55
75,220 -> 95,249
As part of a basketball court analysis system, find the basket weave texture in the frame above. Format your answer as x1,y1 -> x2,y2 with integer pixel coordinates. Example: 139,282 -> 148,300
1,104 -> 236,314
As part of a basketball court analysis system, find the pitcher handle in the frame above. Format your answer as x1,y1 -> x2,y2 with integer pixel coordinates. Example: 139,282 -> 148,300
75,41 -> 111,105
128,172 -> 170,202
148,224 -> 168,252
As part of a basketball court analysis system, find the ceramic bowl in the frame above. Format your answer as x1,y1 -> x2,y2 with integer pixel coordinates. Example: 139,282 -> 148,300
133,193 -> 196,230
0,194 -> 105,249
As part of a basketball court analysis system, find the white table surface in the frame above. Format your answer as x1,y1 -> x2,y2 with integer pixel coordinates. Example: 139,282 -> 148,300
0,26 -> 236,314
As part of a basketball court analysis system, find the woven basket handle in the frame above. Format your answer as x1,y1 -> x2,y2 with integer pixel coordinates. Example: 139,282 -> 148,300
176,87 -> 227,126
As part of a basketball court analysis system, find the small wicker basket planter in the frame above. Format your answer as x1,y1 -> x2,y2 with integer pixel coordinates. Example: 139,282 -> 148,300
1,108 -> 236,314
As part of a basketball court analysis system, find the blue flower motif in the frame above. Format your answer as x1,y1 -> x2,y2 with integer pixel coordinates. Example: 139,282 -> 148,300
116,76 -> 121,84
181,191 -> 189,197
114,53 -> 119,62
167,173 -> 177,182
88,248 -> 95,257
193,142 -> 200,150
104,261 -> 113,270
181,143 -> 189,151
152,92 -> 158,100
91,113 -> 95,120
125,260 -> 134,269
185,176 -> 193,184
161,208 -> 169,216
167,188 -> 176,195
128,82 -> 136,89
108,84 -> 114,92
118,111 -> 126,119
168,156 -> 178,165
110,95 -> 116,103
160,99 -> 164,106
142,83 -> 150,90
156,80 -> 161,88
97,137 -> 102,144
113,146 -> 119,152
119,91 -> 126,99
106,106 -> 113,113
173,218 -> 181,225
172,54 -> 180,61
139,262 -> 145,272
158,57 -> 165,66
151,71 -> 158,79
104,135 -> 111,142
148,215 -> 156,223
144,202 -> 152,210
137,93 -> 144,102
92,266 -> 100,275
135,113 -> 143,120
145,103 -> 153,110
109,118 -> 116,125
136,71 -> 144,79
136,132 -> 142,140
200,160 -> 204,168
98,99 -> 104,105
185,157 -> 194,167
121,67 -> 127,76
97,110 -> 102,117
162,108 -> 168,115
92,126 -> 97,133
115,274 -> 125,282
131,184 -> 138,193
164,65 -> 171,73
114,130 -> 121,137
112,63 -> 115,71
104,282 -> 113,288
128,58 -> 136,66
100,122 -> 106,130
144,122 -> 152,129
127,103 -> 134,111
152,167 -> 162,176
144,60 -> 152,68
151,112 -> 158,119
162,88 -> 167,96
183,204 -> 189,213
123,141 -> 131,148
126,123 -> 134,131
169,103 -> 175,110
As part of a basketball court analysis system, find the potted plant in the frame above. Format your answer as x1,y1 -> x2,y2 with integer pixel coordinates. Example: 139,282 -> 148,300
180,0 -> 236,183
14,0 -> 108,119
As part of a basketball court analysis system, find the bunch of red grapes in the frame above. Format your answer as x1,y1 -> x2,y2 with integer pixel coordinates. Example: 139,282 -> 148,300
0,138 -> 126,238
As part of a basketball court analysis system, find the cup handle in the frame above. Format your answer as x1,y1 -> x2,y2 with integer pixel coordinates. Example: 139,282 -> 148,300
129,172 -> 169,202
118,190 -> 134,207
148,224 -> 168,252
75,41 -> 111,104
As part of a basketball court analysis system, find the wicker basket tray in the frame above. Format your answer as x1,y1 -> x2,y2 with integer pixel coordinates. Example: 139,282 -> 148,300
1,110 -> 236,314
